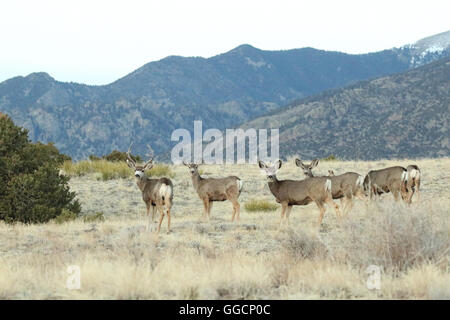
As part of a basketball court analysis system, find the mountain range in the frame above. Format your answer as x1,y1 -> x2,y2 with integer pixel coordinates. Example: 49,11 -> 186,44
242,56 -> 450,160
0,30 -> 449,160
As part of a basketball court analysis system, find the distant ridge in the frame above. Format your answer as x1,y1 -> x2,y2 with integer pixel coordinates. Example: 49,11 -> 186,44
242,56 -> 450,160
0,31 -> 449,159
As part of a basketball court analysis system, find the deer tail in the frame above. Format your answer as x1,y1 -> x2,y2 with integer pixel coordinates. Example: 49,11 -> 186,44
159,183 -> 173,201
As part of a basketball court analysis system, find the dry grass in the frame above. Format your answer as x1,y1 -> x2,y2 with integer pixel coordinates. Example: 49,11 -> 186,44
0,157 -> 449,299
244,199 -> 279,212
61,160 -> 174,180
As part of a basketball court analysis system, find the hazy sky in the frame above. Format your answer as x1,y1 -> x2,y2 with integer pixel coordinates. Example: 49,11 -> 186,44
1,0 -> 449,85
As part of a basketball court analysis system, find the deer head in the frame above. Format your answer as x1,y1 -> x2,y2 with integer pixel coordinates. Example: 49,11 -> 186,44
126,142 -> 153,179
258,160 -> 282,182
183,160 -> 204,175
295,158 -> 319,178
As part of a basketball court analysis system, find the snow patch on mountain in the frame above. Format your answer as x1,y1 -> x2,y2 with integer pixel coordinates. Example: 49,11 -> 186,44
400,30 -> 450,67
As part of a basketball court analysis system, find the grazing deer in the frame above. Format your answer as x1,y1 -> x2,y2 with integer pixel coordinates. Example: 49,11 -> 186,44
183,162 -> 243,222
407,165 -> 421,201
126,143 -> 173,233
363,166 -> 413,203
295,158 -> 365,214
258,160 -> 340,229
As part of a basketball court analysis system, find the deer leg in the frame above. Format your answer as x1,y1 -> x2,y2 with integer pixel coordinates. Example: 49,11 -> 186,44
207,200 -> 213,221
151,204 -> 157,222
279,202 -> 288,230
230,198 -> 240,222
201,198 -> 208,221
156,205 -> 165,234
166,200 -> 172,234
392,189 -> 400,201
166,208 -> 171,234
315,201 -> 326,230
325,197 -> 341,222
415,180 -> 421,201
145,202 -> 152,231
370,186 -> 377,201
285,205 -> 293,226
346,196 -> 354,215
340,197 -> 347,216
231,204 -> 236,222
406,187 -> 414,204
343,192 -> 354,216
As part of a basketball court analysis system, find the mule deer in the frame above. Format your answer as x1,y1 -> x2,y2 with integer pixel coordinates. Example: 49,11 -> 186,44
183,162 -> 243,222
295,158 -> 319,178
363,166 -> 413,203
258,160 -> 340,229
126,143 -> 173,233
407,165 -> 421,201
295,158 -> 365,214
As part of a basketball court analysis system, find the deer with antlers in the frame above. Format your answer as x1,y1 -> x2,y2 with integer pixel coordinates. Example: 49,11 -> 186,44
259,160 -> 340,230
183,162 -> 243,222
295,158 -> 366,214
126,143 -> 173,233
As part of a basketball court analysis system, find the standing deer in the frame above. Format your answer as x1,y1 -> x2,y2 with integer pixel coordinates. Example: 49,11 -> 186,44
183,162 -> 243,222
407,165 -> 421,201
126,143 -> 173,233
258,160 -> 340,229
295,158 -> 365,214
363,166 -> 413,203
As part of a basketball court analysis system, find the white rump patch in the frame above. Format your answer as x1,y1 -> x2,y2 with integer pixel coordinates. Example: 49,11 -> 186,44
356,175 -> 364,187
325,179 -> 332,192
401,171 -> 408,182
159,184 -> 172,198
410,169 -> 420,179
237,179 -> 243,192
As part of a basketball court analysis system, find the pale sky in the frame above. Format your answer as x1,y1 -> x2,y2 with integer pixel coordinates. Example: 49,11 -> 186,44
1,0 -> 449,85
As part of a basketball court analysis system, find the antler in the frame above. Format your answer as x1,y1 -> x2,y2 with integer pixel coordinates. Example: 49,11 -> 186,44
126,142 -> 136,166
144,144 -> 153,166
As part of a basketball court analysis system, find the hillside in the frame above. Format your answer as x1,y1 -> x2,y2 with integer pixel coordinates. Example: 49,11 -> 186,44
242,57 -> 450,160
0,31 -> 449,159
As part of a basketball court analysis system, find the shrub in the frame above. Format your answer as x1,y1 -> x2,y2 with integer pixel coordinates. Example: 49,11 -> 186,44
61,160 -> 174,180
53,209 -> 78,224
102,150 -> 142,162
147,164 -> 174,178
0,114 -> 81,223
89,155 -> 101,161
322,154 -> 338,161
325,201 -> 448,273
283,230 -> 328,260
82,212 -> 105,223
244,199 -> 278,212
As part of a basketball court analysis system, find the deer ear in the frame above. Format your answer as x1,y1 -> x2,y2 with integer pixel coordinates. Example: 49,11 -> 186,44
295,158 -> 304,168
258,160 -> 266,169
126,159 -> 135,169
311,159 -> 319,168
275,160 -> 282,170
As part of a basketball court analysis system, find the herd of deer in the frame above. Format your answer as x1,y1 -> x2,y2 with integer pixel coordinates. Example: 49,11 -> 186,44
125,144 -> 421,234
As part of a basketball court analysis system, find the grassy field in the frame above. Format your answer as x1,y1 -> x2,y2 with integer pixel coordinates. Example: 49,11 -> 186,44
0,158 -> 449,299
